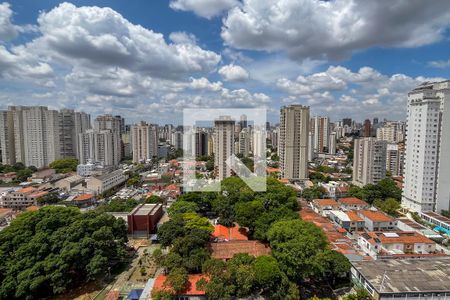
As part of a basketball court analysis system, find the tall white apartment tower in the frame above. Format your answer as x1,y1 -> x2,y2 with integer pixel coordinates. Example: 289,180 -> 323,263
402,81 -> 450,213
328,132 -> 337,155
94,114 -> 122,163
214,116 -> 235,180
131,121 -> 158,163
279,105 -> 310,180
238,128 -> 250,157
0,110 -> 15,165
352,137 -> 387,187
78,129 -> 120,166
5,106 -> 60,168
311,116 -> 330,154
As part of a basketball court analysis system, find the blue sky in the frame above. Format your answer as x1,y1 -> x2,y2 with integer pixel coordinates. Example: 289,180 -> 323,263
1,0 -> 450,124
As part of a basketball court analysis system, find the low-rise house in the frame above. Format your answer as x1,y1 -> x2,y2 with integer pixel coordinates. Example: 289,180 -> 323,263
420,211 -> 450,235
53,175 -> 84,192
0,172 -> 16,183
209,240 -> 271,261
357,210 -> 397,231
30,169 -> 56,183
358,231 -> 437,259
335,185 -> 349,198
212,224 -> 248,242
396,218 -> 443,241
0,187 -> 38,210
328,210 -> 365,232
351,259 -> 450,300
0,208 -> 13,226
312,199 -> 339,217
152,274 -> 207,299
338,197 -> 369,210
86,169 -> 128,195
70,194 -> 96,207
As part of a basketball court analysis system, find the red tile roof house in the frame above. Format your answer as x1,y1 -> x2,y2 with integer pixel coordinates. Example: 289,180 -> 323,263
338,197 -> 370,210
312,199 -> 340,217
357,210 -> 398,231
152,274 -> 207,299
72,193 -> 96,207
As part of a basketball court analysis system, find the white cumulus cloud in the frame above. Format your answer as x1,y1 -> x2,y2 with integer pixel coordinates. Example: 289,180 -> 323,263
221,0 -> 450,61
218,64 -> 249,81
170,0 -> 240,19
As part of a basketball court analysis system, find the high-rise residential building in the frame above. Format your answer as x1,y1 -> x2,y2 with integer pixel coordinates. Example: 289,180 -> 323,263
171,131 -> 183,150
376,121 -> 405,143
386,143 -> 403,177
238,128 -> 250,157
328,132 -> 337,155
402,81 -> 450,213
78,129 -> 121,166
362,119 -> 372,137
343,118 -> 352,127
130,121 -> 158,164
239,114 -> 248,129
214,116 -> 235,180
159,124 -> 173,142
94,114 -> 123,133
252,127 -> 265,160
279,105 -> 309,180
352,137 -> 387,187
195,130 -> 209,157
121,131 -> 132,158
311,116 -> 330,153
4,106 -> 61,168
59,109 -> 91,159
94,114 -> 122,163
308,131 -> 315,161
0,110 -> 15,165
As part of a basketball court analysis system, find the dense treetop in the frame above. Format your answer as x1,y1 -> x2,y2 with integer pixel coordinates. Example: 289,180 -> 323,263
0,206 -> 128,300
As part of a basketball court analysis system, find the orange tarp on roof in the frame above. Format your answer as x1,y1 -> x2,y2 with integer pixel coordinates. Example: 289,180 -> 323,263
212,225 -> 248,241
153,274 -> 207,296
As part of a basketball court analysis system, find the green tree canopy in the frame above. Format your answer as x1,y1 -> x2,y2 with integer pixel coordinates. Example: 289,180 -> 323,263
0,206 -> 127,300
168,200 -> 199,217
49,158 -> 78,173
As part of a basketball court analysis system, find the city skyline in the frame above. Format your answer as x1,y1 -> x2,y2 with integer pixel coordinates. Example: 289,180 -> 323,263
1,1 -> 450,124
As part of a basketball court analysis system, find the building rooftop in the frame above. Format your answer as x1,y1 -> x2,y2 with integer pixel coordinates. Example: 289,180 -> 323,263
74,194 -> 95,201
358,210 -> 393,222
16,187 -> 37,194
212,225 -> 248,241
153,274 -> 207,296
130,203 -> 162,216
313,198 -> 339,207
362,231 -> 434,245
422,211 -> 450,224
397,218 -> 427,230
331,210 -> 363,222
338,197 -> 368,206
209,240 -> 271,260
352,259 -> 450,294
